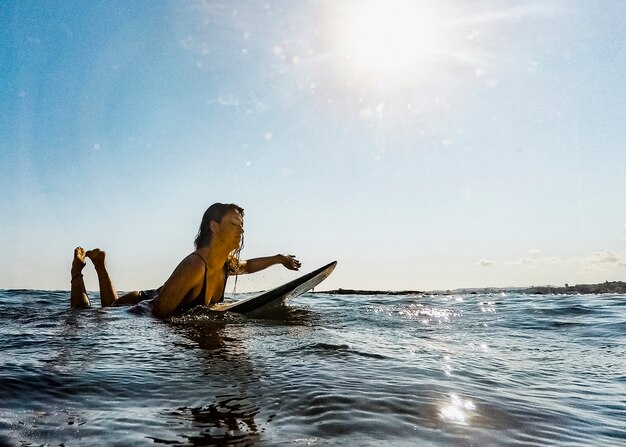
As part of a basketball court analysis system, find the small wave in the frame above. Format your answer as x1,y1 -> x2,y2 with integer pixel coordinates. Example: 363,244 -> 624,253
598,321 -> 626,332
532,303 -> 601,317
289,342 -> 388,360
550,320 -> 585,328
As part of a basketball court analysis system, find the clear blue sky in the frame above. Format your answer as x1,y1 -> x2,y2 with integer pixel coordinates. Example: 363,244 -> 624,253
1,0 -> 625,292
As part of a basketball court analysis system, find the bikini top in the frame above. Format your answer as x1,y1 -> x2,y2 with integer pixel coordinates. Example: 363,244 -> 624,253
181,253 -> 228,309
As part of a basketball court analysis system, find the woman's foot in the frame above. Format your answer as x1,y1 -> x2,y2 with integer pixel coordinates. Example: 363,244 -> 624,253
71,247 -> 87,277
86,248 -> 107,271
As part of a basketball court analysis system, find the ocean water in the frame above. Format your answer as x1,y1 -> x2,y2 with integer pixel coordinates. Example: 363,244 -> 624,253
0,289 -> 624,446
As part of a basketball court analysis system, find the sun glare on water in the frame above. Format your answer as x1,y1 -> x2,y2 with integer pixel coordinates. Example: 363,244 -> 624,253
338,0 -> 443,80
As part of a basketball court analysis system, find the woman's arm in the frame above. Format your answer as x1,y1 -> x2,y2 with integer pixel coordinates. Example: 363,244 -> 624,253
235,254 -> 301,274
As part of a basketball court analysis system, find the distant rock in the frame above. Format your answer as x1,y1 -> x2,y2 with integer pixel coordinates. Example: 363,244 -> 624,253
521,281 -> 626,295
321,281 -> 626,296
323,288 -> 423,296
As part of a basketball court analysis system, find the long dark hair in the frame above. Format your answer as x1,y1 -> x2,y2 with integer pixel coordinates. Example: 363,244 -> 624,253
194,203 -> 244,249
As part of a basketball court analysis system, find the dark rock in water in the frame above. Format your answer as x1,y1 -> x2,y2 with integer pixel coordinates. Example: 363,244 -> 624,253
324,288 -> 424,296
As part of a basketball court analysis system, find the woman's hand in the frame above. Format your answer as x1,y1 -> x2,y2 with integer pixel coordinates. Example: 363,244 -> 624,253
280,254 -> 301,271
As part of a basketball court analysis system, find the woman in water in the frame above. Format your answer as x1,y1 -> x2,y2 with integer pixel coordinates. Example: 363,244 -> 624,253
70,203 -> 301,318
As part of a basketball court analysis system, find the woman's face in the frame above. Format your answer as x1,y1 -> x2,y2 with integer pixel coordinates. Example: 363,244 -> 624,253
216,210 -> 244,250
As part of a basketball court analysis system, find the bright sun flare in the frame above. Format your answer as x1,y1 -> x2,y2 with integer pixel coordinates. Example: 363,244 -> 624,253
339,0 -> 442,79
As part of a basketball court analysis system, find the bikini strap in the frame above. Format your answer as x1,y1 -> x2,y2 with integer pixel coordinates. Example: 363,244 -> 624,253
189,252 -> 208,269
189,252 -> 208,303
187,253 -> 228,304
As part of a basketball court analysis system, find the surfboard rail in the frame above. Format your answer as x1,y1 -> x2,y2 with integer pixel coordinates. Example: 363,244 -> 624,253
209,261 -> 337,313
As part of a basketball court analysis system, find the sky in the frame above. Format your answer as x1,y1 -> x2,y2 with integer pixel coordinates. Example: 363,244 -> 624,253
1,0 -> 625,293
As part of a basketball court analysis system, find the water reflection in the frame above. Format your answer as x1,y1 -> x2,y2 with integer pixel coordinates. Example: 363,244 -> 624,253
440,393 -> 476,425
442,355 -> 454,376
372,301 -> 462,325
45,306 -> 110,374
480,301 -> 497,313
161,310 -> 263,446
152,397 -> 261,446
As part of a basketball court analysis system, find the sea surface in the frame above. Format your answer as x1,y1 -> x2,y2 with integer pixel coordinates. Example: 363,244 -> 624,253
0,289 -> 624,446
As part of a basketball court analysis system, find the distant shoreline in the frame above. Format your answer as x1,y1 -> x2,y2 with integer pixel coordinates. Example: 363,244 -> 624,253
2,280 -> 625,296
321,280 -> 626,296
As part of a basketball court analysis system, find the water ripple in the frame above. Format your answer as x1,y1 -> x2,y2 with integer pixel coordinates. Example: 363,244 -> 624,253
0,290 -> 624,445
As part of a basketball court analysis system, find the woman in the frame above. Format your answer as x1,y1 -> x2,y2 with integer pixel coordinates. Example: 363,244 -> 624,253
70,203 -> 301,318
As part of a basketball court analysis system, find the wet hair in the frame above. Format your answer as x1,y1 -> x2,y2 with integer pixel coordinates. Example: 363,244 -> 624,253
194,203 -> 244,249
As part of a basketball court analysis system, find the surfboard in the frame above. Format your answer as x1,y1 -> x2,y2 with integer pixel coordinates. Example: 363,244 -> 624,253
209,261 -> 337,314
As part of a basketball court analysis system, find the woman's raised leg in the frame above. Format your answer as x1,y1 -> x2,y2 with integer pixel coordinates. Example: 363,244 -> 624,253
70,247 -> 91,308
86,248 -> 119,307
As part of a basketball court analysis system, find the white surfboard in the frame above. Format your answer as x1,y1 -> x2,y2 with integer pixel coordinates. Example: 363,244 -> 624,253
209,261 -> 337,314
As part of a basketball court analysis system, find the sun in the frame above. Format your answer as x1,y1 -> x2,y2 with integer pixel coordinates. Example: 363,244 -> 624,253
337,0 -> 443,80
